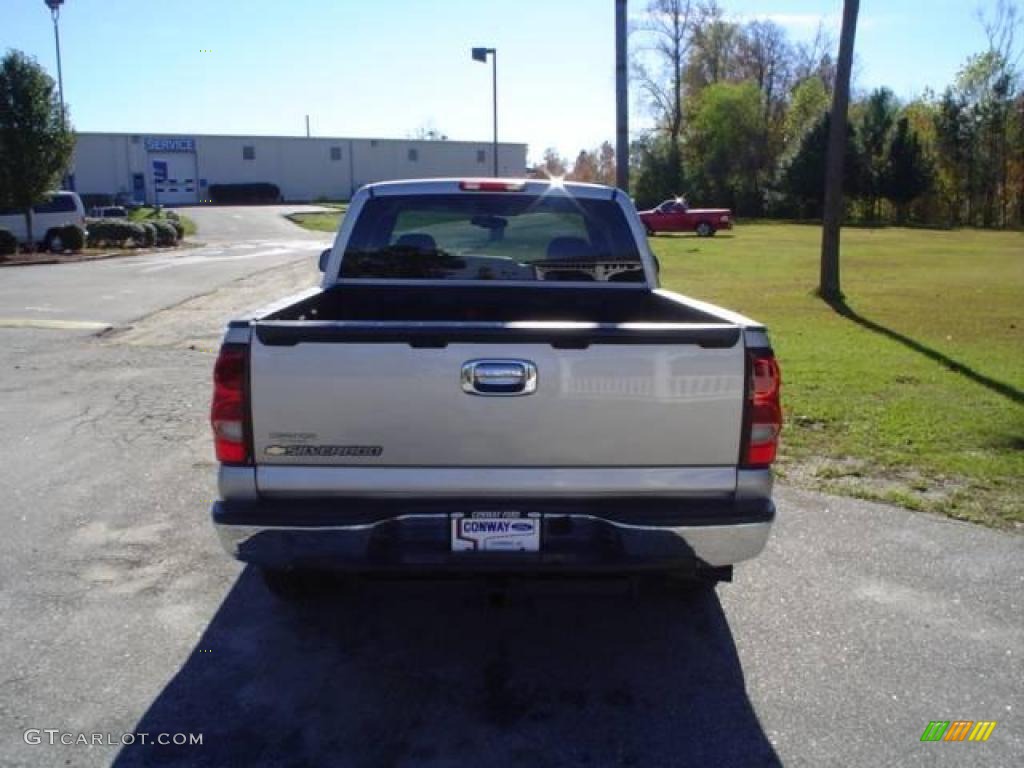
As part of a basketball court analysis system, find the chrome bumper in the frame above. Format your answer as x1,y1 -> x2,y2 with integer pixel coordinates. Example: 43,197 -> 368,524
212,498 -> 774,571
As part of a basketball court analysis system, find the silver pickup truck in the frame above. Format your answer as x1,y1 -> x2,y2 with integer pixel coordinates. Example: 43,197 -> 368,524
210,178 -> 782,597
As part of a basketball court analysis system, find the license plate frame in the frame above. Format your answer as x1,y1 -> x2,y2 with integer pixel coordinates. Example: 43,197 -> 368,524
450,512 -> 540,553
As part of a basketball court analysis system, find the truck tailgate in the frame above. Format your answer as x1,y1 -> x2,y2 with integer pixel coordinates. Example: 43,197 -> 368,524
249,325 -> 746,472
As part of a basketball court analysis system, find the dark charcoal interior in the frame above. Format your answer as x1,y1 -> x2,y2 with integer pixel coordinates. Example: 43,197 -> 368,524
266,285 -> 720,325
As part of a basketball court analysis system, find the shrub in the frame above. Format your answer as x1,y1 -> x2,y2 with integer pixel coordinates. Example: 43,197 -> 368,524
151,220 -> 178,246
167,218 -> 185,239
138,221 -> 157,247
60,224 -> 85,252
208,182 -> 281,204
86,219 -> 146,248
0,227 -> 17,256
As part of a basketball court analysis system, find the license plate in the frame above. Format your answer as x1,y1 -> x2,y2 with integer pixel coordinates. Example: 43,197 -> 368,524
451,512 -> 540,552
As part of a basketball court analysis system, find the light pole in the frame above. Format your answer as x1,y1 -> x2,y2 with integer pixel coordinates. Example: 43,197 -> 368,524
471,47 -> 498,177
45,0 -> 66,129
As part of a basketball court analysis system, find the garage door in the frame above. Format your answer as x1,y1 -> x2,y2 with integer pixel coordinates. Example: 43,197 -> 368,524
151,155 -> 197,205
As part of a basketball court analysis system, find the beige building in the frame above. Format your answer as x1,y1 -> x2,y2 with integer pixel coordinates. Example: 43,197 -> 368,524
70,132 -> 527,205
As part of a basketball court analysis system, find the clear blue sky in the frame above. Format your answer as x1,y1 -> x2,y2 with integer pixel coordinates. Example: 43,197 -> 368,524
4,0 -> 997,163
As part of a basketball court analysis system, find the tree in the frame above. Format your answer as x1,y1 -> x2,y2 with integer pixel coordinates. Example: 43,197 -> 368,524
820,0 -> 859,301
736,20 -> 792,118
634,0 -> 695,195
568,149 -> 598,182
0,51 -> 74,251
631,133 -> 685,208
792,22 -> 836,91
933,87 -> 973,224
596,141 -> 617,187
686,81 -> 763,212
782,114 -> 863,218
859,88 -> 897,220
531,147 -> 568,179
881,117 -> 933,223
785,77 -> 830,146
684,1 -> 740,93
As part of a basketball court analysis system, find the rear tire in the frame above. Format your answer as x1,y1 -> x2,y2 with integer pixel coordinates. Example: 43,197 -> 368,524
42,230 -> 62,253
695,221 -> 715,237
645,226 -> 655,237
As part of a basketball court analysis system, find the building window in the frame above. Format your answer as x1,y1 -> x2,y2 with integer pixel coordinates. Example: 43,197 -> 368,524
477,149 -> 486,164
242,145 -> 255,160
408,148 -> 419,162
330,146 -> 342,161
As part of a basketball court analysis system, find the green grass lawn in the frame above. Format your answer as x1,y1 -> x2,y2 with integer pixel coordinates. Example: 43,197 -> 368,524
654,224 -> 1023,527
287,206 -> 347,232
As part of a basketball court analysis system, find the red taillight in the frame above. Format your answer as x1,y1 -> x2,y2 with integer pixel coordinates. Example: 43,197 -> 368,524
459,180 -> 527,192
211,344 -> 249,464
743,350 -> 782,467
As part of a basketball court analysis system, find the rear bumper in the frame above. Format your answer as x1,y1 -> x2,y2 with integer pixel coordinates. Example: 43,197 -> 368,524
212,496 -> 774,572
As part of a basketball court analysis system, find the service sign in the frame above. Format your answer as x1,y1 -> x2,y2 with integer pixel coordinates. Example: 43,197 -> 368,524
144,137 -> 195,153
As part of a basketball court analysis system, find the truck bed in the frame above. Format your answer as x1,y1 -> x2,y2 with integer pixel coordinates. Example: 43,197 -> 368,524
263,285 -> 722,324
250,285 -> 742,349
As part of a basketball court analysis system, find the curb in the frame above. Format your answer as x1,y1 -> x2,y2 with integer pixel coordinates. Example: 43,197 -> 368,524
0,241 -> 205,268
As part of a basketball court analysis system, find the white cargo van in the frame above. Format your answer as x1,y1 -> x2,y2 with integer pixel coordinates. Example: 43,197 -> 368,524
0,191 -> 87,250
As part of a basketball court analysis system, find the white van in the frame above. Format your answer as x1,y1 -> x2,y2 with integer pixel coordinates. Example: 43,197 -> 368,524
0,191 -> 87,249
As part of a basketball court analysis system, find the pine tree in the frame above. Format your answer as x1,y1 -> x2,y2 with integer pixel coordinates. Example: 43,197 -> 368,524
882,118 -> 933,224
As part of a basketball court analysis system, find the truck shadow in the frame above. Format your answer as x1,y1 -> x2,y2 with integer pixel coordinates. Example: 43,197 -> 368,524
826,297 -> 1024,406
113,568 -> 779,768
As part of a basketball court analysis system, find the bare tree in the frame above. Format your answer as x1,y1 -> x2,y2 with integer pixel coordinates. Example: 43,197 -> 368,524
633,0 -> 694,185
820,0 -> 859,301
685,0 -> 740,91
737,21 -> 792,117
978,0 -> 1023,70
977,0 -> 1022,226
793,22 -> 836,91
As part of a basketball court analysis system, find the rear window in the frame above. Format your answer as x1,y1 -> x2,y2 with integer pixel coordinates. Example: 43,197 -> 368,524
341,194 -> 644,282
33,194 -> 77,213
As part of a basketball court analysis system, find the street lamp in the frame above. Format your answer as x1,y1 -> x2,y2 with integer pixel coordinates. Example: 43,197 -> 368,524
45,0 -> 66,129
471,46 -> 498,177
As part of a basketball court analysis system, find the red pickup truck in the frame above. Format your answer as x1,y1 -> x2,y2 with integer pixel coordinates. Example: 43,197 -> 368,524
638,198 -> 732,237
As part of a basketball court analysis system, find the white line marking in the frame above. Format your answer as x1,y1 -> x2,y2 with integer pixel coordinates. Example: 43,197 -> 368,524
0,317 -> 111,331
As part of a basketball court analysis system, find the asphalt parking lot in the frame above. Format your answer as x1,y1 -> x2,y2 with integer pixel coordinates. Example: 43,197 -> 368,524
0,208 -> 1020,767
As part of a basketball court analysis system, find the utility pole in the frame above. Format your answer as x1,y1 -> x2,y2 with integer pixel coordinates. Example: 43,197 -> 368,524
615,0 -> 629,191
820,0 -> 860,302
305,114 -> 310,138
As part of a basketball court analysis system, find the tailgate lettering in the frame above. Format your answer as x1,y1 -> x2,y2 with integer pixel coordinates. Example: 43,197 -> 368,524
264,445 -> 383,457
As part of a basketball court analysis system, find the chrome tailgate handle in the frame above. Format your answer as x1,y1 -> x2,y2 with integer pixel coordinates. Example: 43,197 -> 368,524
461,360 -> 537,396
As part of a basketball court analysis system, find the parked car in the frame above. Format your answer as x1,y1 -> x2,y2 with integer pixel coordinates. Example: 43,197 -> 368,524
90,206 -> 128,219
209,178 -> 781,598
638,197 -> 732,237
0,191 -> 87,250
